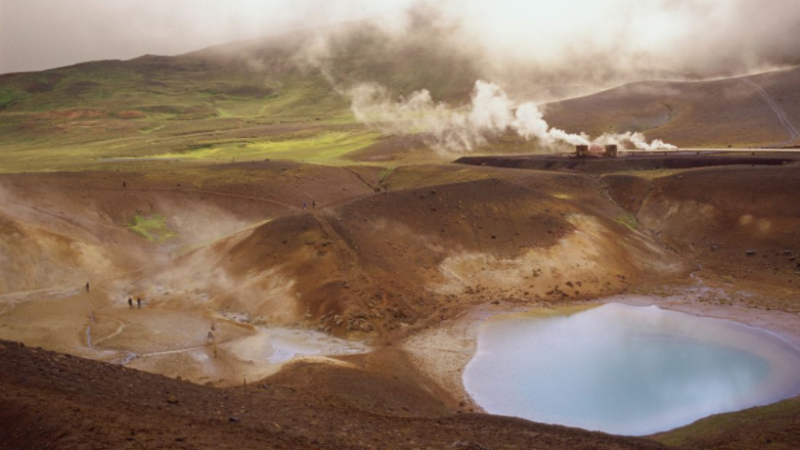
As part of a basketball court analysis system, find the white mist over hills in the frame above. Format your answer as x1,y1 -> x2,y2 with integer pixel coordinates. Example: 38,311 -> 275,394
2,0 -> 799,79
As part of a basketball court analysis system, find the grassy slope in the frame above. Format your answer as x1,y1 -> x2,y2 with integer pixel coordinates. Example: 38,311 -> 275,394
0,24 -> 482,173
2,23 -> 799,173
652,397 -> 800,449
0,52 -> 366,172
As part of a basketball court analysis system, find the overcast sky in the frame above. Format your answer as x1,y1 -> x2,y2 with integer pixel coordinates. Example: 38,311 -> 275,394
0,0 -> 410,73
1,0 -> 799,76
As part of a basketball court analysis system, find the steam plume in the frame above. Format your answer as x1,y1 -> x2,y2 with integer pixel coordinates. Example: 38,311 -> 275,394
348,80 -> 676,154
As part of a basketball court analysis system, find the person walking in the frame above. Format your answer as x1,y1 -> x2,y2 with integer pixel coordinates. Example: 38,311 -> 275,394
85,282 -> 90,293
136,297 -> 142,309
128,297 -> 133,309
312,199 -> 316,209
303,202 -> 307,210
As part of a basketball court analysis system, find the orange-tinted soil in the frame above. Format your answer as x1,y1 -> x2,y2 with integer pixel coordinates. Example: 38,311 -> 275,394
2,159 -> 800,449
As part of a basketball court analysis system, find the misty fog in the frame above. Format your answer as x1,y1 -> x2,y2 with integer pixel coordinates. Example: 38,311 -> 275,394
3,0 -> 799,81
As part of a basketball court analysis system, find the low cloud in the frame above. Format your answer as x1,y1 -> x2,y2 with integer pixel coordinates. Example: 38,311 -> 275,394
4,0 -> 799,81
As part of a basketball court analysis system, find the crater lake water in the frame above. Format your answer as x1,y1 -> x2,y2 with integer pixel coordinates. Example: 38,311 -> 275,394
463,303 -> 800,436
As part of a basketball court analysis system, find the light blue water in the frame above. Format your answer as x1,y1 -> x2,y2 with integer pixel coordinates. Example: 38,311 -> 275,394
464,303 -> 800,436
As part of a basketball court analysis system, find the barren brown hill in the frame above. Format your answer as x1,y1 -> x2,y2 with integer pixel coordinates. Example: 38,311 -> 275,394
544,66 -> 800,148
144,170 -> 684,344
0,161 -> 380,294
605,163 -> 800,304
2,157 -> 800,449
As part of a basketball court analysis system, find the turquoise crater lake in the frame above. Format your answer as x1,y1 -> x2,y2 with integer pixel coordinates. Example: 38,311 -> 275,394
463,303 -> 800,436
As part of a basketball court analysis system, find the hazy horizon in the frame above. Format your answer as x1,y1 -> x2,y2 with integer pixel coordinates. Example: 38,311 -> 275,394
2,0 -> 799,78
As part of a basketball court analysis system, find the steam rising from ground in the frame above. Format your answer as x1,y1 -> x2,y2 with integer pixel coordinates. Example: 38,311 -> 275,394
349,80 -> 676,154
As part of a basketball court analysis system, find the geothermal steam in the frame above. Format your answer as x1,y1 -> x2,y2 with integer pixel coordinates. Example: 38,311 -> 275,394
349,80 -> 676,153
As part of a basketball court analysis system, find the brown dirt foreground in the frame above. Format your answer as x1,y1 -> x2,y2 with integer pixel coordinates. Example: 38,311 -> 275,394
0,340 -> 670,450
2,161 -> 800,449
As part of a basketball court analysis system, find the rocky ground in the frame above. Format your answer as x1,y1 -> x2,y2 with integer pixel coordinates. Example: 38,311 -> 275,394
1,340 -> 673,450
2,159 -> 800,449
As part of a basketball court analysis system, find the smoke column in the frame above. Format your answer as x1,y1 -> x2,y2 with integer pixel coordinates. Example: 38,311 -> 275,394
348,80 -> 676,154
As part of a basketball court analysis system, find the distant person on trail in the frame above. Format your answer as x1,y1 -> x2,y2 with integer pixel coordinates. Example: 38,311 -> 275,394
207,331 -> 214,345
303,202 -> 307,210
128,297 -> 133,309
85,282 -> 90,292
122,181 -> 126,188
312,200 -> 316,209
136,297 -> 142,309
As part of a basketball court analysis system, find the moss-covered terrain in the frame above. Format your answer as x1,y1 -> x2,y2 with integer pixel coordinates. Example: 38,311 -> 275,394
129,213 -> 177,243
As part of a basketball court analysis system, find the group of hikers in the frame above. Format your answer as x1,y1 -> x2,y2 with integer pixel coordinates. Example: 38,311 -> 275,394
302,199 -> 316,210
86,281 -> 142,309
127,296 -> 143,309
86,281 -> 144,310
87,282 -> 220,358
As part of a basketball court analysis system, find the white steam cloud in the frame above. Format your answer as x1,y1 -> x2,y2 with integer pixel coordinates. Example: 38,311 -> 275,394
349,80 -> 676,154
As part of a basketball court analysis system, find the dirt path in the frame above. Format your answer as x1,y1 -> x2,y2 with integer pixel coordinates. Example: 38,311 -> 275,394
742,78 -> 800,145
94,186 -> 300,211
90,316 -> 134,346
0,286 -> 82,304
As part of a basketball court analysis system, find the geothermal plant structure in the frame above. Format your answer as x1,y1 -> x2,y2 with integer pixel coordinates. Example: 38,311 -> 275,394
575,144 -> 618,158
